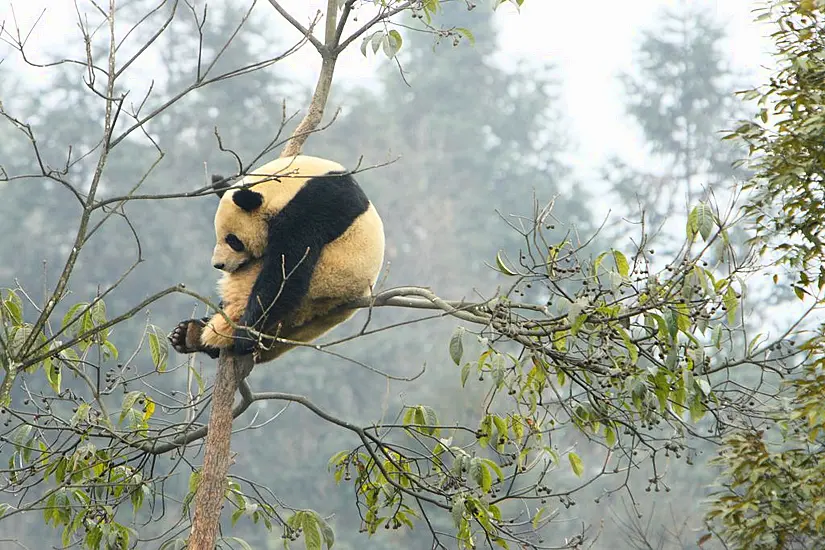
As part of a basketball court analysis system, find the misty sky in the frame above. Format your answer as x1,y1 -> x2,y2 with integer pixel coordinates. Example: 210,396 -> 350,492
274,0 -> 773,174
1,0 -> 773,178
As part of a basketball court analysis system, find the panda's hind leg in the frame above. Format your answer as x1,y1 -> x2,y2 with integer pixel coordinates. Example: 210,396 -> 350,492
168,318 -> 220,359
255,307 -> 357,363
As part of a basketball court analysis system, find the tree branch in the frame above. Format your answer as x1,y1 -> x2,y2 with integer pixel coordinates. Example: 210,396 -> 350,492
20,0 -> 121,358
279,0 -> 339,157
188,353 -> 253,549
336,1 -> 414,54
266,0 -> 324,52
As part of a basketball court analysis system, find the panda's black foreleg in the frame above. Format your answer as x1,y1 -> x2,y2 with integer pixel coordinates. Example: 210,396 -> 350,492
168,317 -> 220,359
233,237 -> 321,356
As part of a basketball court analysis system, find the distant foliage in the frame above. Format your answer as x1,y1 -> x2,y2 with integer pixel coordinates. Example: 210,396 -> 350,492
705,1 -> 825,548
607,6 -> 749,236
732,0 -> 825,287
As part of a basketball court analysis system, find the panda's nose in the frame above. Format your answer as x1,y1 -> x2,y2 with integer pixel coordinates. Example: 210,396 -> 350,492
213,262 -> 225,270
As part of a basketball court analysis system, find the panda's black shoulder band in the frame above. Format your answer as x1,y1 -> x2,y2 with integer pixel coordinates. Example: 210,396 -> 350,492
281,170 -> 370,242
238,170 -> 370,332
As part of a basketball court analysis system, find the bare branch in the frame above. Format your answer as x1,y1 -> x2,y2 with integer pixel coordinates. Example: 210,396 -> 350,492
267,0 -> 324,52
279,55 -> 336,157
188,353 -> 253,549
20,0 -> 121,358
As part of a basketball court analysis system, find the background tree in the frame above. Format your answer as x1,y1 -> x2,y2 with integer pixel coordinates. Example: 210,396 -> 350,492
704,1 -> 825,548
604,6 -> 748,240
1,1 -> 820,550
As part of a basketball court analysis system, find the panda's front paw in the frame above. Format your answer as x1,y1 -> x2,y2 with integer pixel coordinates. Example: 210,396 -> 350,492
168,319 -> 203,354
232,328 -> 258,356
168,318 -> 219,359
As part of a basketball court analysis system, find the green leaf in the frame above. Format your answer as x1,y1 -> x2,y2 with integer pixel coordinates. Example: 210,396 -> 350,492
418,405 -> 439,435
147,325 -> 168,372
605,426 -> 616,447
11,424 -> 32,450
689,394 -> 705,422
302,512 -> 323,550
384,30 -> 403,58
3,294 -> 22,324
449,327 -> 464,365
494,250 -> 518,275
102,340 -> 119,360
615,326 -> 638,364
661,308 -> 677,339
143,396 -> 155,421
568,452 -> 584,477
314,512 -> 335,549
675,302 -> 691,333
450,497 -> 465,528
131,485 -> 149,515
9,325 -> 33,356
478,415 -> 492,448
90,300 -> 108,338
456,27 -> 475,45
71,403 -> 91,427
510,415 -> 524,444
492,415 -> 508,451
460,362 -> 470,387
686,202 -> 715,241
723,286 -> 738,325
370,31 -> 383,54
532,506 -> 546,529
62,302 -> 88,335
231,508 -> 245,527
469,457 -> 492,491
119,391 -> 142,424
592,251 -> 608,276
481,458 -> 504,482
492,356 -> 506,389
570,313 -> 587,336
645,313 -> 666,341
42,354 -> 62,394
612,250 -> 629,277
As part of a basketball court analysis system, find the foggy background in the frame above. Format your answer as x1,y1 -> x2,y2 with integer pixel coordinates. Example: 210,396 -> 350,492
0,0 -> 780,548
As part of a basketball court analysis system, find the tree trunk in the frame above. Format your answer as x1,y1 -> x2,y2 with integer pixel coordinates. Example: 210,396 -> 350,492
187,353 -> 253,549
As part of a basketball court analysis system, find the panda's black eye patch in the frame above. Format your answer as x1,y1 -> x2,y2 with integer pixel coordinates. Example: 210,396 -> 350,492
225,234 -> 245,252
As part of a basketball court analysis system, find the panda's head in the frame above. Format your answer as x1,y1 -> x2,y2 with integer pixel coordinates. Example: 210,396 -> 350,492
207,155 -> 349,273
210,176 -> 268,273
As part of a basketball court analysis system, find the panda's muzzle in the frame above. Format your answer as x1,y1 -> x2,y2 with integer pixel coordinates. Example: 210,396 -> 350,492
215,258 -> 254,273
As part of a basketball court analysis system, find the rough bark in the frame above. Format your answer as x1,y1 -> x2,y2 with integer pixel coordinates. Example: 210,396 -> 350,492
187,353 -> 253,549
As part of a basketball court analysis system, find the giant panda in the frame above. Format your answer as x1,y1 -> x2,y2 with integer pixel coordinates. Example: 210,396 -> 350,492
168,155 -> 385,364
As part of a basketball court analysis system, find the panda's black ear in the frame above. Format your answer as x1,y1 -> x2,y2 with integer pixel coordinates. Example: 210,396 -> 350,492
232,188 -> 264,212
212,174 -> 231,199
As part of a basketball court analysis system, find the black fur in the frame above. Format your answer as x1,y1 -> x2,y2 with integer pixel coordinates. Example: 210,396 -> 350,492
212,174 -> 230,198
233,189 -> 264,212
233,171 -> 370,356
